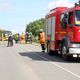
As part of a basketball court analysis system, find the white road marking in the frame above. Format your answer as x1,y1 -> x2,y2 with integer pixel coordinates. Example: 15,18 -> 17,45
26,48 -> 80,79
35,53 -> 80,79
35,54 -> 80,79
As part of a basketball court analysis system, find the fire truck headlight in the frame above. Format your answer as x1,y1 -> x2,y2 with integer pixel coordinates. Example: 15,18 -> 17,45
70,44 -> 80,48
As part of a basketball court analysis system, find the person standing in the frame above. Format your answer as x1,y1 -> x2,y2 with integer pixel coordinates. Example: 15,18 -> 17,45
25,32 -> 28,43
29,32 -> 33,43
39,29 -> 45,52
20,32 -> 25,44
14,34 -> 19,43
7,35 -> 13,47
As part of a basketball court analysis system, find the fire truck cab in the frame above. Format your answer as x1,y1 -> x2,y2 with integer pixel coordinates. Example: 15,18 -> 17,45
45,1 -> 80,60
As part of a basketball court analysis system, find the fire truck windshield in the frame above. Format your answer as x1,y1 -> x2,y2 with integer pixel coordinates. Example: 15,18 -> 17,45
75,10 -> 80,26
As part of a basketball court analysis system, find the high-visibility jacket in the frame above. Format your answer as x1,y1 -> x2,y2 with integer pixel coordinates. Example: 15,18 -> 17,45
39,32 -> 45,44
20,33 -> 25,40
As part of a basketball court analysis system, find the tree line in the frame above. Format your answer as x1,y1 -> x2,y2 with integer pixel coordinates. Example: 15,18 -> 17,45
25,18 -> 45,36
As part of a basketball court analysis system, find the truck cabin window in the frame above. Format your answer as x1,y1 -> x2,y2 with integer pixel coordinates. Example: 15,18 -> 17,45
68,12 -> 73,28
75,10 -> 80,26
60,14 -> 67,29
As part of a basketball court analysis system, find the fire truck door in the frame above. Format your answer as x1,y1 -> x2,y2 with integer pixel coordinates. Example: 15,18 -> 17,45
50,16 -> 56,50
51,17 -> 55,41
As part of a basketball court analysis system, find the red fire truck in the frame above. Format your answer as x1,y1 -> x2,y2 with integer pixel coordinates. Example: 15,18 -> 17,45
45,1 -> 80,60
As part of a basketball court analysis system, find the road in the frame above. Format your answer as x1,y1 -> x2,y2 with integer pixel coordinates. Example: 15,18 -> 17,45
0,42 -> 80,80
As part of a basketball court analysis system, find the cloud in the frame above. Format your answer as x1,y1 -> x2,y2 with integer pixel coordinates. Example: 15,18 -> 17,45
48,0 -> 75,10
0,1 -> 11,12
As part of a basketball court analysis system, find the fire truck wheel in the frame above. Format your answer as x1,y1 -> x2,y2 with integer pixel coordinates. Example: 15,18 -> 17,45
47,43 -> 52,55
62,43 -> 69,60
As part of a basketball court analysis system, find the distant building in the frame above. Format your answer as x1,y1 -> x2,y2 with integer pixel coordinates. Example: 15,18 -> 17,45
2,31 -> 12,41
3,31 -> 11,35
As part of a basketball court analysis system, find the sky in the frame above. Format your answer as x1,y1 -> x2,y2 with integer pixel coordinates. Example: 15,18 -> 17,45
0,0 -> 78,34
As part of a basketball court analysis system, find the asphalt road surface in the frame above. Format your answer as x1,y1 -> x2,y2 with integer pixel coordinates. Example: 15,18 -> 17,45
0,42 -> 80,80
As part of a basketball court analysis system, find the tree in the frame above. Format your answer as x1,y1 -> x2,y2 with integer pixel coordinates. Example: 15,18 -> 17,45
25,18 -> 45,36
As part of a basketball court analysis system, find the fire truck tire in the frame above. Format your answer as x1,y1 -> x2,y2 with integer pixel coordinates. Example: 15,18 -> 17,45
61,42 -> 69,61
47,43 -> 52,55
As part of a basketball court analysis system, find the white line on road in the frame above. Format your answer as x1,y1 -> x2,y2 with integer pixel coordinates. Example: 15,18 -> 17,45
20,45 -> 80,79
